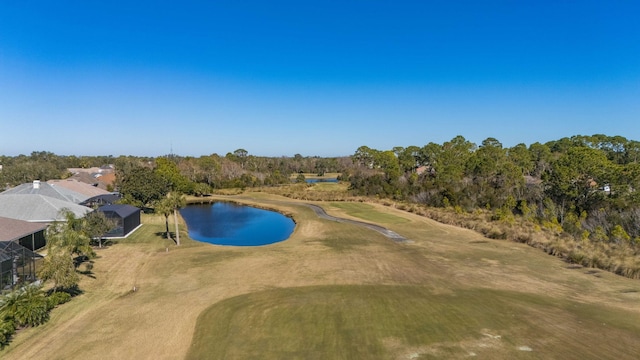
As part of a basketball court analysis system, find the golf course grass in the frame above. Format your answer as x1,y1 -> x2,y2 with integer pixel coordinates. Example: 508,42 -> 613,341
187,285 -> 640,359
327,202 -> 410,225
2,193 -> 640,359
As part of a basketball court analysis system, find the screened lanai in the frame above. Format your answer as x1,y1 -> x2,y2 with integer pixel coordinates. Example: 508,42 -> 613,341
0,241 -> 42,292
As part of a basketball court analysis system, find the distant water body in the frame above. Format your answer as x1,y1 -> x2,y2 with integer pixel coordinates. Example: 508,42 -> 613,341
305,178 -> 338,183
180,202 -> 295,246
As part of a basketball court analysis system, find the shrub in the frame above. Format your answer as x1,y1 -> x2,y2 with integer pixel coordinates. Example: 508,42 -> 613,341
0,285 -> 50,329
47,291 -> 72,309
12,286 -> 50,327
0,318 -> 16,348
486,226 -> 506,239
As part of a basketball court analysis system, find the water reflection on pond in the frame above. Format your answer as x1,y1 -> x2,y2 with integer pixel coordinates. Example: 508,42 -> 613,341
180,202 -> 295,246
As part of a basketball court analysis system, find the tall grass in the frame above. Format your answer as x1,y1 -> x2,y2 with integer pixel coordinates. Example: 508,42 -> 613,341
390,201 -> 640,280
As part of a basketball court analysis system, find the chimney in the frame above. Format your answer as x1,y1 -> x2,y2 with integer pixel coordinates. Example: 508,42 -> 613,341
33,180 -> 41,189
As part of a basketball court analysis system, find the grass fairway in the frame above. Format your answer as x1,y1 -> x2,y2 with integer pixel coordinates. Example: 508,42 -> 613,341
2,193 -> 640,359
188,285 -> 640,359
327,202 -> 410,225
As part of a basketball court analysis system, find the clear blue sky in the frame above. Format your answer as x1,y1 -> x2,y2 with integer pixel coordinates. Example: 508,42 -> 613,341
1,1 -> 639,157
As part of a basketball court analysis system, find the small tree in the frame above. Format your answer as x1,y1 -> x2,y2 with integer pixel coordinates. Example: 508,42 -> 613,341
38,249 -> 80,292
38,211 -> 94,292
83,211 -> 116,248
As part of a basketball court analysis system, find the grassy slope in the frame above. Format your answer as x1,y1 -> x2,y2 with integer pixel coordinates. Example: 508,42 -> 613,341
2,194 -> 640,359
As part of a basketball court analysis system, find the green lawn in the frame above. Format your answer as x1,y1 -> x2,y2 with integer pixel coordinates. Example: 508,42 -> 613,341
187,285 -> 640,359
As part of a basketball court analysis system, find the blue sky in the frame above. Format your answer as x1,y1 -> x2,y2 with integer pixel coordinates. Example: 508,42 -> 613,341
1,1 -> 639,157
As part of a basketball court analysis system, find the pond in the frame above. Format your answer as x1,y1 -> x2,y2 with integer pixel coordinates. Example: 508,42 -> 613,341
305,178 -> 338,183
179,202 -> 295,246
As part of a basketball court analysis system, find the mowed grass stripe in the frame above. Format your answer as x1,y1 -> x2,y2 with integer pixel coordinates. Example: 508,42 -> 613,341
327,202 -> 410,225
187,285 -> 640,360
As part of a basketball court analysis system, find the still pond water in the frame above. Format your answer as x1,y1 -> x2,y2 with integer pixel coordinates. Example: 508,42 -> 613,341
179,202 -> 295,246
305,178 -> 338,183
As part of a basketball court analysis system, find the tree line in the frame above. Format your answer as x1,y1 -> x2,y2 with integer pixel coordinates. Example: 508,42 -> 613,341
3,136 -> 639,249
347,134 -> 640,246
0,151 -> 123,188
111,151 -> 349,204
0,150 -> 349,192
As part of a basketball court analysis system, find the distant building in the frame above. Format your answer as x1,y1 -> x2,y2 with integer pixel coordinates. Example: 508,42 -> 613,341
47,179 -> 111,198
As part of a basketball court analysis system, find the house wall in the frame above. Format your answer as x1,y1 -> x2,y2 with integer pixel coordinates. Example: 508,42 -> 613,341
123,211 -> 141,236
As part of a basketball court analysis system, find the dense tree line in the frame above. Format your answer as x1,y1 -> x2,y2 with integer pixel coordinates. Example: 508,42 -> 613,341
0,152 -> 147,189
112,151 -> 351,207
1,149 -> 349,198
3,139 -> 639,247
347,134 -> 640,245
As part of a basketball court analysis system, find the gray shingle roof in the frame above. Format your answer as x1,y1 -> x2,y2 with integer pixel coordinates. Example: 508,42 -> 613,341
1,181 -> 89,204
0,194 -> 92,222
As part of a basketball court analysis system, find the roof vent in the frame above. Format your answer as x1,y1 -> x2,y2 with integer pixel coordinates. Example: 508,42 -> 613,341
33,180 -> 41,189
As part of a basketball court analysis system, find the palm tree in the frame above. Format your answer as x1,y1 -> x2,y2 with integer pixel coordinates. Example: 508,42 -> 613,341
0,285 -> 49,328
168,192 -> 186,246
155,192 -> 186,245
154,197 -> 173,239
12,285 -> 49,327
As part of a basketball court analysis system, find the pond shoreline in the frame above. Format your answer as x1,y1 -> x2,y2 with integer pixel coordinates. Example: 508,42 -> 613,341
186,197 -> 408,244
180,201 -> 295,246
